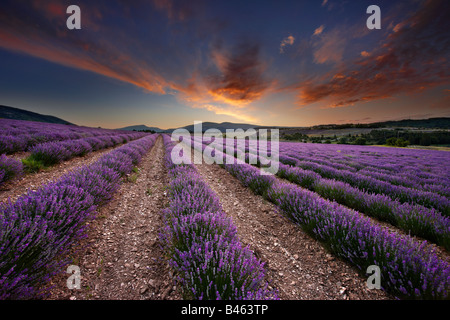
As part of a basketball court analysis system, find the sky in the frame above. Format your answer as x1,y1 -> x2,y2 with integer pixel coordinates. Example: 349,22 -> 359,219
0,0 -> 449,129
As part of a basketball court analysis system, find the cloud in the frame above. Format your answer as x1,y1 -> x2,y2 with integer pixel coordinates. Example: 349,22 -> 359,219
313,25 -> 325,36
321,0 -> 328,7
0,1 -> 171,95
312,28 -> 346,64
192,104 -> 259,123
296,0 -> 450,108
0,0 -> 268,123
360,51 -> 371,57
166,39 -> 275,123
279,35 -> 295,53
206,40 -> 272,105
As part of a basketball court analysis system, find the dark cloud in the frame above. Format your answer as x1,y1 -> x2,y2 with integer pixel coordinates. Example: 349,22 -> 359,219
206,40 -> 271,104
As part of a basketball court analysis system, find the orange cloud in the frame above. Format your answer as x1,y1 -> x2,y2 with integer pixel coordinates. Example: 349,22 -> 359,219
313,25 -> 325,36
280,35 -> 295,53
0,30 -> 168,96
193,104 -> 259,123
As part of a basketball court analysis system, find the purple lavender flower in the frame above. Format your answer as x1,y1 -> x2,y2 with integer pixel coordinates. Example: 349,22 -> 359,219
0,154 -> 23,184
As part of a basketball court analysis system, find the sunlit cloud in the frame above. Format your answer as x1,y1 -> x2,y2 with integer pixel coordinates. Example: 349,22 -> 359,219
279,35 -> 295,53
312,25 -> 325,36
193,104 -> 259,123
205,40 -> 272,106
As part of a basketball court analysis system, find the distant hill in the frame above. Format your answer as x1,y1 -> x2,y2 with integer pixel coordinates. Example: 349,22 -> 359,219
117,124 -> 164,132
119,122 -> 264,133
170,121 -> 263,133
119,117 -> 450,135
376,117 -> 450,129
0,105 -> 73,125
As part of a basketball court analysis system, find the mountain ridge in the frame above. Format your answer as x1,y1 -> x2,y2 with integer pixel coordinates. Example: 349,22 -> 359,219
0,105 -> 73,125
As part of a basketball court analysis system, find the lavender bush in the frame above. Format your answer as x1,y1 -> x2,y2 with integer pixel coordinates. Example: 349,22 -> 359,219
0,134 -> 158,299
160,134 -> 278,300
28,142 -> 71,166
268,182 -> 450,299
0,118 -> 148,154
0,154 -> 23,184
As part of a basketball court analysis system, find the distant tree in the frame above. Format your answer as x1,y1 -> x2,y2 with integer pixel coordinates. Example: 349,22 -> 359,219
354,137 -> 366,145
386,137 -> 397,146
395,138 -> 409,147
338,137 -> 348,144
386,137 -> 409,147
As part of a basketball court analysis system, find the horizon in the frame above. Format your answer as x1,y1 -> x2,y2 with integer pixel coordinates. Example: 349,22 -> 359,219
4,104 -> 449,131
0,0 -> 449,129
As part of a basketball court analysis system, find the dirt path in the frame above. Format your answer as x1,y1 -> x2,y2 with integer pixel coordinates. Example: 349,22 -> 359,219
1,145 -> 124,205
47,136 -> 179,300
193,160 -> 391,300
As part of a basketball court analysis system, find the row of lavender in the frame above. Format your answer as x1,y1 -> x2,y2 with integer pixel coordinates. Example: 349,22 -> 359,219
277,152 -> 450,216
200,137 -> 450,215
0,118 -> 138,154
160,134 -> 278,300
186,137 -> 450,299
280,142 -> 450,178
0,134 -> 158,299
281,146 -> 449,189
200,137 -> 450,250
0,131 -> 148,185
205,136 -> 449,195
280,142 -> 450,197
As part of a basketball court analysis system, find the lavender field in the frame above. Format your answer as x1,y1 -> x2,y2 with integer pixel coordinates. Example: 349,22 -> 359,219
1,0 -> 450,313
184,135 -> 450,299
1,118 -> 449,301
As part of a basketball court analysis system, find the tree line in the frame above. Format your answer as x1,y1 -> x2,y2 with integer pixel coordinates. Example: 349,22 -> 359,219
282,129 -> 450,146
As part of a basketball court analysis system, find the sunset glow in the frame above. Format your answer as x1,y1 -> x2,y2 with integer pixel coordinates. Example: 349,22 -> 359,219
0,0 -> 448,129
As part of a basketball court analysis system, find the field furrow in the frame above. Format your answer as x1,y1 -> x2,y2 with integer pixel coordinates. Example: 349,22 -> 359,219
46,135 -> 178,300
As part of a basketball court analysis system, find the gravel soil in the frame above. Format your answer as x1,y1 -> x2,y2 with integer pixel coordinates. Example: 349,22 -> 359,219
46,136 -> 180,300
